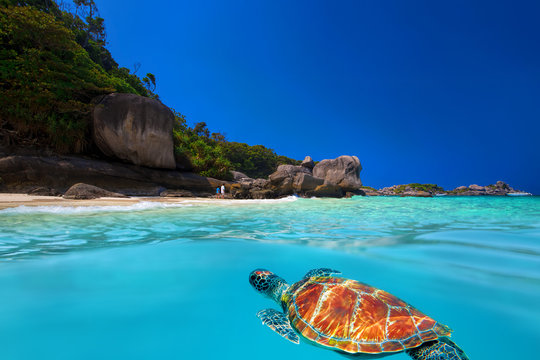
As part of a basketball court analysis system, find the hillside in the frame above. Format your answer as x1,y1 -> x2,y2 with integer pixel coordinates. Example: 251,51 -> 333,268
0,0 -> 298,179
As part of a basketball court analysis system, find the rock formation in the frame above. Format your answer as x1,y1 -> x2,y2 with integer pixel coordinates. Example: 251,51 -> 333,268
301,156 -> 315,170
232,155 -> 364,198
159,189 -> 195,197
63,183 -> 128,199
93,93 -> 176,169
0,155 -> 222,196
374,181 -> 523,197
230,177 -> 272,199
293,173 -> 324,193
448,181 -> 516,196
231,171 -> 250,181
312,155 -> 362,191
268,164 -> 311,196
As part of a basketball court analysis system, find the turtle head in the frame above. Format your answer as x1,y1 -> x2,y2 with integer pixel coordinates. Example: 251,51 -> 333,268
249,269 -> 289,303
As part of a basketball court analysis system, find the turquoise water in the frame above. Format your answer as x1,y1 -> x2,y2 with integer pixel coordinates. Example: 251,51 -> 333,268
0,196 -> 539,359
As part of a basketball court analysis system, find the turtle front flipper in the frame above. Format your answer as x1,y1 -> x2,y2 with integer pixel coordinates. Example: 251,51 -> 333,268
406,338 -> 469,360
303,268 -> 341,278
256,309 -> 299,344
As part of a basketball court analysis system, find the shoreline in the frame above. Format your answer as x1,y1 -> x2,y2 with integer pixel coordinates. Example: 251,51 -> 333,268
1,192 -> 535,211
0,193 -> 222,210
0,193 -> 304,210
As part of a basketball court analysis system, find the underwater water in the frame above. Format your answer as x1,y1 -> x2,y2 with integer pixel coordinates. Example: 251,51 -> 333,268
0,196 -> 539,360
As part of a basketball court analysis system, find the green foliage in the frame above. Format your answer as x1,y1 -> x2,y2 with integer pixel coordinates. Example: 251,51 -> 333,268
0,2 -> 157,153
0,5 -> 144,153
220,142 -> 299,179
0,0 -> 61,15
394,183 -> 444,194
1,1 -> 298,179
142,72 -> 156,93
171,113 -> 299,180
172,113 -> 232,180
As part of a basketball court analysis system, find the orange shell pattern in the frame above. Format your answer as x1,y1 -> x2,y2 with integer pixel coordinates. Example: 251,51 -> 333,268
284,277 -> 451,354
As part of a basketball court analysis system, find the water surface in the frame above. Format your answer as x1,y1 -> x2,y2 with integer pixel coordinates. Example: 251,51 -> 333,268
0,196 -> 538,359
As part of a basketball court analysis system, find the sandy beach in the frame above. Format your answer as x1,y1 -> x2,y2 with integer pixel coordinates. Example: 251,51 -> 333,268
0,193 -> 215,210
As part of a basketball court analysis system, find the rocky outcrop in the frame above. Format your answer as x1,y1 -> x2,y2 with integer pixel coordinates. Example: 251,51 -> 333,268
268,165 -> 311,196
63,183 -> 128,199
235,155 -> 364,198
379,184 -> 443,197
230,177 -> 272,199
305,184 -> 343,198
400,190 -> 432,197
359,187 -> 381,196
93,93 -> 176,169
231,171 -> 250,181
293,173 -> 324,193
312,155 -> 362,191
448,181 -> 516,196
159,189 -> 194,197
0,155 -> 222,196
376,181 -> 524,197
301,156 -> 315,170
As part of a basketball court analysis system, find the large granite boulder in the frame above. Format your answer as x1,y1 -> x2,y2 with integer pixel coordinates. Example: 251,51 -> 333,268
231,171 -> 250,181
63,183 -> 128,199
269,165 -> 311,185
268,165 -> 311,196
313,155 -> 362,191
305,184 -> 344,198
301,156 -> 315,170
230,178 -> 272,199
293,173 -> 324,192
93,93 -> 176,169
468,184 -> 485,191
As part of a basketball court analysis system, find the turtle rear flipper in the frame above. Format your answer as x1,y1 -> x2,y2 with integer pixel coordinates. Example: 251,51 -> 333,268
257,309 -> 299,344
303,268 -> 341,278
407,337 -> 469,360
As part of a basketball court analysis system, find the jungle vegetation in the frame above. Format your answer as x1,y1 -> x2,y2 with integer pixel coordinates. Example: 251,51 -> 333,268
0,0 -> 298,179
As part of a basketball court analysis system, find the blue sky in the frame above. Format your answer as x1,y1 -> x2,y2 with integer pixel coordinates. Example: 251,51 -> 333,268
93,0 -> 539,193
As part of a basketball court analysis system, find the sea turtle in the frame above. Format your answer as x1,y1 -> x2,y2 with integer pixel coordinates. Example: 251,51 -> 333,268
249,268 -> 469,360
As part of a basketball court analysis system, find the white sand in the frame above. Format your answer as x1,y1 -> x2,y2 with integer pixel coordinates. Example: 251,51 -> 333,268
0,193 -> 217,210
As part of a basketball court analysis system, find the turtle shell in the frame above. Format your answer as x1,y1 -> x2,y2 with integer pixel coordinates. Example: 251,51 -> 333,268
283,276 -> 451,354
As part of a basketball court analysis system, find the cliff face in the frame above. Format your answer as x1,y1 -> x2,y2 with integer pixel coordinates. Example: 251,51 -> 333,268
0,155 -> 222,196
